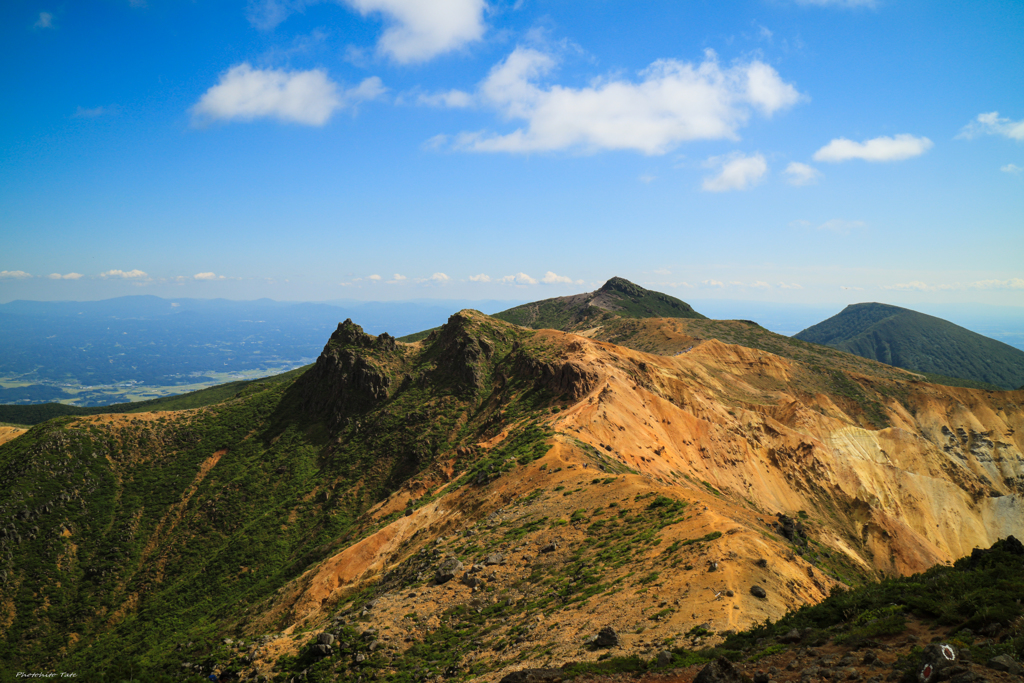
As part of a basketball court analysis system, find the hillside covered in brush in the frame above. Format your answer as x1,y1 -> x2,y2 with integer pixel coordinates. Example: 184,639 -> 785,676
795,303 -> 1024,390
1,310 -> 1023,682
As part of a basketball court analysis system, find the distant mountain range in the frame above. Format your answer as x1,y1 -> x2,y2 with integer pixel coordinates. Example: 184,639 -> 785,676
795,302 -> 1024,390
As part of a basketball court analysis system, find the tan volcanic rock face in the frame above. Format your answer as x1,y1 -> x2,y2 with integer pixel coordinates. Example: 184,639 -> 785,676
252,321 -> 1024,680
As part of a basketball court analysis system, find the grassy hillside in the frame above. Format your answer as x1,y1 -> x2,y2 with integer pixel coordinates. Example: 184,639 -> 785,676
795,303 -> 1024,390
0,314 -> 565,680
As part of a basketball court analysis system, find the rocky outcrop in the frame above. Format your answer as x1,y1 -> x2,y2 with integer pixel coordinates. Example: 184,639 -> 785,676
514,354 -> 598,401
298,319 -> 396,426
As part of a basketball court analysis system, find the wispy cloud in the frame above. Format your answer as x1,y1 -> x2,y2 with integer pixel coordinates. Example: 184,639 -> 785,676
436,47 -> 801,154
34,12 -> 54,29
1001,163 -> 1022,174
469,274 -> 491,282
702,152 -> 767,192
48,272 -> 83,280
73,106 -> 107,118
783,161 -> 821,185
813,134 -> 933,162
792,0 -> 877,7
817,219 -> 865,234
0,270 -> 32,279
883,278 -> 1024,292
957,112 -> 1024,142
387,273 -> 407,283
194,272 -> 228,280
191,63 -> 384,126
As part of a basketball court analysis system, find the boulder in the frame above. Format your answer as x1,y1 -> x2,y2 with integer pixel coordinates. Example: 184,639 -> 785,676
694,657 -> 754,683
483,552 -> 505,565
986,654 -> 1023,676
918,643 -> 959,683
540,543 -> 558,553
317,633 -> 335,646
656,650 -> 674,667
750,585 -> 767,599
594,626 -> 619,648
778,629 -> 802,644
435,557 -> 465,584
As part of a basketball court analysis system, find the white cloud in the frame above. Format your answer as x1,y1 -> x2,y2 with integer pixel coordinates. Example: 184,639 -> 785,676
1001,163 -> 1022,174
469,273 -> 491,282
882,278 -> 1024,292
702,279 -> 725,288
638,174 -> 657,183
417,89 -> 473,108
499,272 -> 538,285
958,112 -> 1024,142
194,272 -> 227,280
47,272 -> 83,280
387,273 -> 407,283
367,274 -> 382,280
0,270 -> 32,279
702,152 -> 767,192
346,0 -> 486,63
793,0 -> 877,6
34,12 -> 54,29
813,134 -> 933,162
429,272 -> 450,282
816,219 -> 865,234
101,269 -> 148,279
443,47 -> 801,154
73,106 -> 106,118
783,161 -> 821,185
778,282 -> 803,289
191,64 -> 384,126
541,271 -> 573,284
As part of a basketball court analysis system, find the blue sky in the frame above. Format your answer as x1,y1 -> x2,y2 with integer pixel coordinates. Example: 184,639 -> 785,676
1,0 -> 1022,310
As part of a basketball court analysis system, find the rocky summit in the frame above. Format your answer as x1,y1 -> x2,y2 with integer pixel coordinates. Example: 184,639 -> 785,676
1,307 -> 1023,682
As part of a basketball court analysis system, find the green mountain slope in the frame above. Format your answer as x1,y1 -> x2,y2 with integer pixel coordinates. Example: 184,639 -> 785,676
493,276 -> 706,331
794,303 -> 1024,390
0,314 -> 565,680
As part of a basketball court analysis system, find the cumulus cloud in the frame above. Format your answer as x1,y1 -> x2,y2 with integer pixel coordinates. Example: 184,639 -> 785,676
541,271 -> 573,284
777,282 -> 803,289
48,272 -> 83,280
499,272 -> 538,285
100,269 -> 148,279
387,273 -> 407,283
783,161 -> 821,185
191,64 -> 384,126
813,134 -> 933,162
428,272 -> 450,283
469,273 -> 491,282
194,272 -> 228,280
347,0 -> 486,63
34,12 -> 54,29
1001,163 -> 1022,174
439,47 -> 801,154
702,152 -> 767,192
367,274 -> 382,280
958,112 -> 1024,142
0,270 -> 32,279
